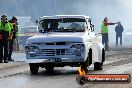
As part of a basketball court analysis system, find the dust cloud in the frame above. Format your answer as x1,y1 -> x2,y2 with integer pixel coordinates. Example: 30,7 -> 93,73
0,0 -> 132,45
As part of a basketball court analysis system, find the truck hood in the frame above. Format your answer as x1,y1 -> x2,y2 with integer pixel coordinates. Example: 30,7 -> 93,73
26,32 -> 87,44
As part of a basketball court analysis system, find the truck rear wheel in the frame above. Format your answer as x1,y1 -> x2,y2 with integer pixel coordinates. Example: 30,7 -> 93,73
102,49 -> 105,62
88,49 -> 92,66
29,63 -> 39,74
94,62 -> 103,70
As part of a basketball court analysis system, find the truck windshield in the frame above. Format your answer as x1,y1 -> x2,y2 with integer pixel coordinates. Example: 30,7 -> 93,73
41,18 -> 87,32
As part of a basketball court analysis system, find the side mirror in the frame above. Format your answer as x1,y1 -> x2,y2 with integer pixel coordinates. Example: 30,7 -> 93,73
91,24 -> 94,32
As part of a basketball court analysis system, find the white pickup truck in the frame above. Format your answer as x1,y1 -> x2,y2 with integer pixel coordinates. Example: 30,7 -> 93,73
25,15 -> 105,74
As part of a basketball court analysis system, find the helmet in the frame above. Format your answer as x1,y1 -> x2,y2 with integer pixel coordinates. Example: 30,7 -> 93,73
1,15 -> 7,20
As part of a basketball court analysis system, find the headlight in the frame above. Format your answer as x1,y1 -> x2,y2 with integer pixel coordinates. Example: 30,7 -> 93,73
25,45 -> 39,54
70,44 -> 85,53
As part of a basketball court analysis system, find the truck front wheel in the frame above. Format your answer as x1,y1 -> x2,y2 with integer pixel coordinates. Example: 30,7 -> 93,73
81,57 -> 89,73
29,63 -> 39,74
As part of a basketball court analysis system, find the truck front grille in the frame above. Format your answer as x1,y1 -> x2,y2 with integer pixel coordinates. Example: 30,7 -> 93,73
32,42 -> 67,45
45,42 -> 66,45
39,49 -> 71,56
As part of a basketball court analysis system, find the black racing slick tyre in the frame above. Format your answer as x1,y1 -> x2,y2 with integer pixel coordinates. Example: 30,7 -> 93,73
29,63 -> 39,74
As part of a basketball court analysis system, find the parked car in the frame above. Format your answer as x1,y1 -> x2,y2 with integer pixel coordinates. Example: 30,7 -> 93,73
19,26 -> 39,47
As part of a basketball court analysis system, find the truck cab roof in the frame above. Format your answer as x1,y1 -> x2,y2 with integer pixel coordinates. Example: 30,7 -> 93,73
40,15 -> 90,20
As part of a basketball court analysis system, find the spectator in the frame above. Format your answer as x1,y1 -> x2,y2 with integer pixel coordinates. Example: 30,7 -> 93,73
115,22 -> 124,46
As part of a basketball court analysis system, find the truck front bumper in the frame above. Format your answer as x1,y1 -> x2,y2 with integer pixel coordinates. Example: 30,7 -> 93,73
26,57 -> 85,67
26,57 -> 84,63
